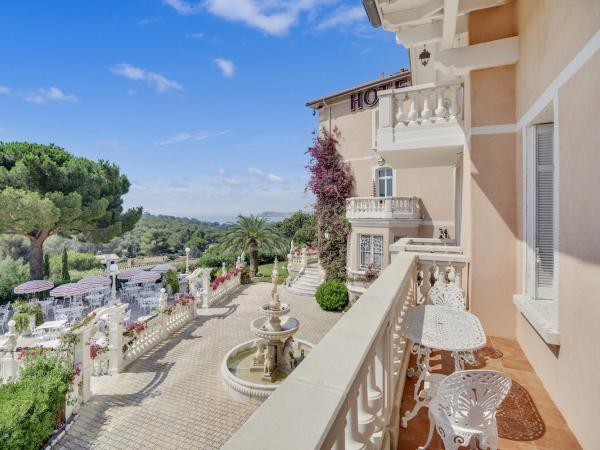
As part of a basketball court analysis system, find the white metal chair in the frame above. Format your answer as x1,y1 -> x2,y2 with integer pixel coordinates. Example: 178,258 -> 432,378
427,282 -> 465,310
420,370 -> 512,450
53,304 -> 69,322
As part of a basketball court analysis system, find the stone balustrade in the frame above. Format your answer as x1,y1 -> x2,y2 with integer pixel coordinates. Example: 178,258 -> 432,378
225,251 -> 445,450
373,80 -> 465,155
346,196 -> 422,221
0,320 -> 22,383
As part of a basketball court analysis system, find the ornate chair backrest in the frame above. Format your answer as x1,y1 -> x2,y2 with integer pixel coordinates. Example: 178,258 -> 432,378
427,282 -> 466,310
436,370 -> 512,429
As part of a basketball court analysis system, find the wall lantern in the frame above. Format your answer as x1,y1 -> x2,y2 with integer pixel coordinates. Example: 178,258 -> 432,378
419,46 -> 431,66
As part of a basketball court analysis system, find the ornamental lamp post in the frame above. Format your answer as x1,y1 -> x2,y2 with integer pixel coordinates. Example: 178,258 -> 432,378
109,260 -> 118,306
185,247 -> 191,274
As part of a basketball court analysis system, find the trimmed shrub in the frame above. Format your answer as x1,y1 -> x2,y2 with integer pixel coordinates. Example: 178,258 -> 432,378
197,251 -> 237,268
162,270 -> 179,295
315,280 -> 349,311
0,352 -> 74,450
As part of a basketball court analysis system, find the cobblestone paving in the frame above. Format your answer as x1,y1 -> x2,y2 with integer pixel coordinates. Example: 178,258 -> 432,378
57,283 -> 341,450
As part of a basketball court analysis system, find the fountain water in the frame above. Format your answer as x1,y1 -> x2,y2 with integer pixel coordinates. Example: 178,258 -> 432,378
221,258 -> 313,404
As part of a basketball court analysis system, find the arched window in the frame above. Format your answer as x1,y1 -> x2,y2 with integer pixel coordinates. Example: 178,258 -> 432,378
376,167 -> 393,197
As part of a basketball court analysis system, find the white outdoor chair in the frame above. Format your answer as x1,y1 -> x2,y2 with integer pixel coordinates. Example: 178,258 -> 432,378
53,305 -> 69,322
420,370 -> 512,450
139,296 -> 158,314
427,282 -> 465,310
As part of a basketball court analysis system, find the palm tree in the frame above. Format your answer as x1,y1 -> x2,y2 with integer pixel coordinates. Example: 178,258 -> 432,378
221,215 -> 286,276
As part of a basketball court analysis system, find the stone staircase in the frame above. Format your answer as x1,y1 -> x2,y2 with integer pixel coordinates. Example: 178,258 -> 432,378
287,266 -> 323,296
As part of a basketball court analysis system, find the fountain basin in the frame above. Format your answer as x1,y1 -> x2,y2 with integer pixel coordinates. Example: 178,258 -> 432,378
260,303 -> 290,318
251,316 -> 299,340
221,338 -> 313,405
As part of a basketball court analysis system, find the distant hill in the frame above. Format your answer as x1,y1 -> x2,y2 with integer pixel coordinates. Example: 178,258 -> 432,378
259,211 -> 295,222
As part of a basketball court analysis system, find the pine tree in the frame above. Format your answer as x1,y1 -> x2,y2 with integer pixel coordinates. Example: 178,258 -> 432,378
43,253 -> 50,279
61,246 -> 70,282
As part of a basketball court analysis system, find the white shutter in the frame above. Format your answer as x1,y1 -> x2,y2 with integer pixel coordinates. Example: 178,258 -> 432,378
535,123 -> 554,299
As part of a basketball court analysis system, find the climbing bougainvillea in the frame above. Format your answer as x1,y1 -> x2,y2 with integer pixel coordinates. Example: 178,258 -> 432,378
306,128 -> 353,280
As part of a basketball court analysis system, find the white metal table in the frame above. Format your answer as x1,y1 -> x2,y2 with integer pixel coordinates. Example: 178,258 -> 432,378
36,319 -> 67,331
399,305 -> 487,428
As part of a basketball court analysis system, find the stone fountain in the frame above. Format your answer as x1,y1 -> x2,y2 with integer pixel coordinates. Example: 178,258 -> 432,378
221,258 -> 313,404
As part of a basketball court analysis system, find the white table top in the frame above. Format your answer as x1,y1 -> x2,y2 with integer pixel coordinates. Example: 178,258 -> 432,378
36,319 -> 67,330
401,305 -> 486,352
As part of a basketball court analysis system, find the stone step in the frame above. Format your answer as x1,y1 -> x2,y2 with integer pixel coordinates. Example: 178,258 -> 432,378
286,284 -> 317,296
297,274 -> 321,282
294,280 -> 320,289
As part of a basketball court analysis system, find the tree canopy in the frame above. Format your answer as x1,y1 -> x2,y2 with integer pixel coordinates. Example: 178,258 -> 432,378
220,215 -> 286,276
0,142 -> 142,278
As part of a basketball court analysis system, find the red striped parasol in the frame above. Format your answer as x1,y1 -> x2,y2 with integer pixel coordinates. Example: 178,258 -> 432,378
117,268 -> 144,280
50,283 -> 91,297
130,271 -> 161,283
78,275 -> 111,287
14,280 -> 54,294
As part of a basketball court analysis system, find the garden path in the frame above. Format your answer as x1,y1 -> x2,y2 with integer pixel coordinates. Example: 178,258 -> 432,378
56,283 -> 341,450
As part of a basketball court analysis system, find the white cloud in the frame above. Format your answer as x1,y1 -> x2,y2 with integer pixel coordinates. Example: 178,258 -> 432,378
0,86 -> 11,95
163,0 -> 325,36
317,6 -> 365,30
111,63 -> 183,93
127,88 -> 136,96
138,16 -> 162,26
24,86 -> 78,104
265,173 -> 283,182
214,58 -> 235,78
248,167 -> 284,183
217,167 -> 226,176
156,130 -> 231,146
223,178 -> 242,186
162,0 -> 198,15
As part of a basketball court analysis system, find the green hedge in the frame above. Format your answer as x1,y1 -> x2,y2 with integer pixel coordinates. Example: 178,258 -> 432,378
315,280 -> 349,311
0,352 -> 74,450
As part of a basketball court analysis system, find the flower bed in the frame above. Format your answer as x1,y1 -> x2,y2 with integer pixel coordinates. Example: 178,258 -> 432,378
210,268 -> 240,290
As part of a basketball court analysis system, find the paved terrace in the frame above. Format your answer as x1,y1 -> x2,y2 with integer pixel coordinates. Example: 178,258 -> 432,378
57,283 -> 342,450
398,336 -> 582,450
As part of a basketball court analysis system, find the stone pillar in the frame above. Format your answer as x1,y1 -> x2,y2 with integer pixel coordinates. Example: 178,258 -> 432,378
201,269 -> 211,308
73,324 -> 96,402
158,288 -> 169,339
108,305 -> 127,375
1,320 -> 19,381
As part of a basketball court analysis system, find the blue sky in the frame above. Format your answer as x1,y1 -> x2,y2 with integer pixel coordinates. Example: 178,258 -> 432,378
0,0 -> 408,222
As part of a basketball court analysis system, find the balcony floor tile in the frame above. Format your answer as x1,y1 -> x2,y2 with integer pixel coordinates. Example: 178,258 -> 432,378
397,336 -> 581,450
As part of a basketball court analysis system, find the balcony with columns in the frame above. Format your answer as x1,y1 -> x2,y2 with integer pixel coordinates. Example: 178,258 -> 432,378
372,80 -> 465,168
224,239 -> 581,450
346,196 -> 422,225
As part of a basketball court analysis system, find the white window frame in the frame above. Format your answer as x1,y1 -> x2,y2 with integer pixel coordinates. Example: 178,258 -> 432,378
373,166 -> 395,197
516,102 -> 560,345
359,234 -> 384,270
524,122 -> 559,302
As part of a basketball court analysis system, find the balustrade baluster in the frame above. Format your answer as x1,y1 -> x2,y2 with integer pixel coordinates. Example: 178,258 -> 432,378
421,90 -> 432,123
449,85 -> 460,120
394,94 -> 405,127
407,93 -> 418,126
435,87 -> 448,120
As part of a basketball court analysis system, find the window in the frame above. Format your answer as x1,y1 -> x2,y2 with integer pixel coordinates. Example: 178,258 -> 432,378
360,234 -> 384,269
376,167 -> 393,197
534,123 -> 555,299
515,121 -> 559,344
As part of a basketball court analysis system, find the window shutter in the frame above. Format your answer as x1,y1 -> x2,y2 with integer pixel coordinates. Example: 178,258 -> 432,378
535,124 -> 554,298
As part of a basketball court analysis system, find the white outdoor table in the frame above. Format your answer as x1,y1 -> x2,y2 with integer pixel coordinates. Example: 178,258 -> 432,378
401,304 -> 486,371
399,305 -> 487,429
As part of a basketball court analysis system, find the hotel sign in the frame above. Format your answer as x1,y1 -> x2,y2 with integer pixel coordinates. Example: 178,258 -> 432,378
350,78 -> 408,112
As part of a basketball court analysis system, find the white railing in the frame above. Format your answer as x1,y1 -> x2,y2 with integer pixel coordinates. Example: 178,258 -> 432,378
122,299 -> 196,367
224,252 -> 431,450
373,80 -> 464,152
206,271 -> 242,307
379,79 -> 463,128
346,196 -> 422,220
